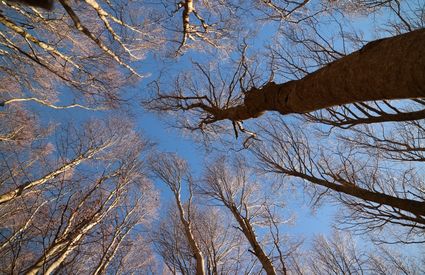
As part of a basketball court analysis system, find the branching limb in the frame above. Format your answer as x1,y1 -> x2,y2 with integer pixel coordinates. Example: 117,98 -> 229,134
58,0 -> 142,77
175,0 -> 214,53
0,97 -> 104,110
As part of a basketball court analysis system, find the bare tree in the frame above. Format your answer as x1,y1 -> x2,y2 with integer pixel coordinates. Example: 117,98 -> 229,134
0,118 -> 158,274
147,29 -> 425,128
153,206 -> 198,275
150,153 -> 206,275
308,231 -> 367,274
0,118 -> 126,205
144,0 -> 425,248
0,0 -> 161,111
145,0 -> 425,140
252,117 -> 425,242
305,230 -> 425,275
367,244 -> 425,274
2,0 -> 425,273
197,156 -> 301,275
192,207 -> 253,275
152,201 -> 257,275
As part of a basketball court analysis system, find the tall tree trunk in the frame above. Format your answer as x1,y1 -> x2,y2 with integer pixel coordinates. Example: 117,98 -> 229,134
175,195 -> 205,275
230,205 -> 277,275
188,28 -> 425,122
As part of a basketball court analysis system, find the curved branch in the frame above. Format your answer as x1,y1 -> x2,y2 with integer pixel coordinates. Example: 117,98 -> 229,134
0,98 -> 103,110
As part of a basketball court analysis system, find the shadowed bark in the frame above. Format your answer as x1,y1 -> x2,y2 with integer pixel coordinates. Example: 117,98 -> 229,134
12,0 -> 53,10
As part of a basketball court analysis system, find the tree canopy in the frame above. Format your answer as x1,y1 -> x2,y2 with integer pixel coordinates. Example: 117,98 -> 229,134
1,0 -> 424,273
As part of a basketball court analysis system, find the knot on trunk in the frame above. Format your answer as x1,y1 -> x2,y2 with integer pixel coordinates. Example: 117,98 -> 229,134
244,82 -> 280,118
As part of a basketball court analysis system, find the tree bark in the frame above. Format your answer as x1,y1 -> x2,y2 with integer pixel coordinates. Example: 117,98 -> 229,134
25,195 -> 118,275
289,170 -> 425,219
230,205 -> 277,275
175,194 -> 206,275
13,0 -> 54,10
203,28 -> 425,121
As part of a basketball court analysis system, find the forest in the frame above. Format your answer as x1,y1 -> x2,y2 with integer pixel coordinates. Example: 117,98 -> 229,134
0,0 -> 424,274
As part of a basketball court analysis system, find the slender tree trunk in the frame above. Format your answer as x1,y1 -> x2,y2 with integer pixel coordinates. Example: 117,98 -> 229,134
93,204 -> 139,275
204,28 -> 425,121
25,189 -> 119,275
0,145 -> 105,205
229,205 -> 277,275
93,228 -> 131,275
175,195 -> 205,275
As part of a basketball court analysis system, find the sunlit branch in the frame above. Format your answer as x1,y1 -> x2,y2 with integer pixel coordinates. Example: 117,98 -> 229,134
58,0 -> 142,77
83,0 -> 138,59
0,142 -> 113,205
0,97 -> 104,110
0,14 -> 81,69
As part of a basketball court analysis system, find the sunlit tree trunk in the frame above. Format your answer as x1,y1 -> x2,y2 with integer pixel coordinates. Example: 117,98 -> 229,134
25,187 -> 120,275
155,29 -> 425,123
0,144 -> 108,205
150,153 -> 206,275
229,205 -> 277,275
175,194 -> 206,275
228,29 -> 425,120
